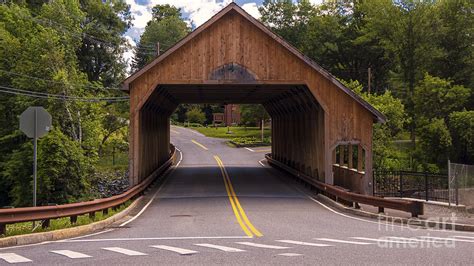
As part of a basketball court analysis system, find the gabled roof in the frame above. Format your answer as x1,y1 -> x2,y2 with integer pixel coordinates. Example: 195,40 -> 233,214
122,3 -> 386,123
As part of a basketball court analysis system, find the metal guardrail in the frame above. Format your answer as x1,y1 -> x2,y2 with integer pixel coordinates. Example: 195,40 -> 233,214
265,154 -> 424,217
0,145 -> 177,236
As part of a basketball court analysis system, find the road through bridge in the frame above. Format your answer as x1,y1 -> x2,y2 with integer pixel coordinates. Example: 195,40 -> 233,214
1,128 -> 473,264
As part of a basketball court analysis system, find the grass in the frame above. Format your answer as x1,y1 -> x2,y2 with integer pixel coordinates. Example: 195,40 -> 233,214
190,126 -> 271,147
191,126 -> 271,139
1,200 -> 131,238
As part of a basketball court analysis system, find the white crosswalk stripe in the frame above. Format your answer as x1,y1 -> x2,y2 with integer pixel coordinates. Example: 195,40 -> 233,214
102,247 -> 147,256
315,238 -> 373,245
50,250 -> 91,259
453,236 -> 474,240
278,253 -> 303,257
236,242 -> 290,249
194,243 -> 245,252
276,240 -> 331,247
351,237 -> 415,244
419,236 -> 474,243
151,245 -> 198,255
0,253 -> 32,264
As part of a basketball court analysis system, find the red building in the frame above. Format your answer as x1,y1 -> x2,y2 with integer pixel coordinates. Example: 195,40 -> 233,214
213,104 -> 241,126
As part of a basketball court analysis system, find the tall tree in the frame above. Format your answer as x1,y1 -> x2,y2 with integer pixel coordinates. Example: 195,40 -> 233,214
132,4 -> 189,71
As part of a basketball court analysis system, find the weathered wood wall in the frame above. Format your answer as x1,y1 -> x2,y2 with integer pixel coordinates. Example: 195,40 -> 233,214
128,9 -> 376,194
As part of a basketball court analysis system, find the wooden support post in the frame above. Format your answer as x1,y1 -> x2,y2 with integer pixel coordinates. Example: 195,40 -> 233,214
0,223 -> 5,235
89,212 -> 95,220
103,208 -> 109,215
70,215 -> 77,224
42,219 -> 50,229
378,206 -> 384,213
357,145 -> 363,171
348,144 -> 353,169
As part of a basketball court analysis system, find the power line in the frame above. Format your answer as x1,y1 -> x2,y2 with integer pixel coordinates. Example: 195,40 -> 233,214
0,85 -> 129,102
0,69 -> 122,91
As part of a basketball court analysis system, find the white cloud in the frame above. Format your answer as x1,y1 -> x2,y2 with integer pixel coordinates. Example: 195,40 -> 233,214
241,2 -> 261,20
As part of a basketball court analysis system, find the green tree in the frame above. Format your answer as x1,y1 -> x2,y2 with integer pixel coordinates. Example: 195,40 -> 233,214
448,111 -> 474,164
413,74 -> 471,122
416,118 -> 452,169
259,0 -> 315,49
132,4 -> 189,70
240,104 -> 269,129
348,80 -> 408,170
186,107 -> 206,124
358,0 -> 440,146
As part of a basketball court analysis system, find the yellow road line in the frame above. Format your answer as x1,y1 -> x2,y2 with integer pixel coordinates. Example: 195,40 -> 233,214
191,139 -> 208,150
170,129 -> 181,134
214,155 -> 263,237
255,149 -> 271,153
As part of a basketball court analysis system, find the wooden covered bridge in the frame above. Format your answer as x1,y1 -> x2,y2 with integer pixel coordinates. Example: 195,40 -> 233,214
122,3 -> 385,195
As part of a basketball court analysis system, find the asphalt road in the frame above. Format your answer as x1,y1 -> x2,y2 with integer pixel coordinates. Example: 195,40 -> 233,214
1,126 -> 474,265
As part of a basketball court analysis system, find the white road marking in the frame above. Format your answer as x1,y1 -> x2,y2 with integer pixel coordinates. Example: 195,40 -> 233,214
420,236 -> 474,243
236,242 -> 290,249
453,236 -> 474,240
276,240 -> 331,247
278,253 -> 303,257
119,149 -> 181,227
258,159 -> 265,167
50,250 -> 91,259
0,253 -> 32,263
387,237 -> 447,243
176,148 -> 183,167
64,236 -> 252,243
151,245 -> 198,255
194,243 -> 245,252
102,247 -> 147,256
245,147 -> 255,152
351,237 -> 417,244
315,238 -> 372,245
61,229 -> 115,241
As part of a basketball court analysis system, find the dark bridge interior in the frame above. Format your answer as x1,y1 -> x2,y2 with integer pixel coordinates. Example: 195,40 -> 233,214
138,84 -> 326,184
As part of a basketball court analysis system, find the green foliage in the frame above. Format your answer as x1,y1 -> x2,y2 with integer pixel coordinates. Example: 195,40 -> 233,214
0,1 -> 130,207
414,73 -> 471,121
417,118 -> 452,168
449,111 -> 474,164
185,107 -> 206,124
132,4 -> 189,70
240,104 -> 269,128
348,80 -> 408,170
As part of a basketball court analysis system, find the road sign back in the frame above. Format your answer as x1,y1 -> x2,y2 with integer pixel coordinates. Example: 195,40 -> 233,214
20,107 -> 52,138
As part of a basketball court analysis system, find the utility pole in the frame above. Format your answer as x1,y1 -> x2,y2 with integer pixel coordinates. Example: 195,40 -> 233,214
156,42 -> 160,57
368,67 -> 371,94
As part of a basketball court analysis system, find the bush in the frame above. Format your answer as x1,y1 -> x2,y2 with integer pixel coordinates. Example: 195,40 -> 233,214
185,107 -> 206,124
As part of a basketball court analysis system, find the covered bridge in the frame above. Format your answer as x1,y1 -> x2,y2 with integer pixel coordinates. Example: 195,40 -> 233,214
122,3 -> 385,195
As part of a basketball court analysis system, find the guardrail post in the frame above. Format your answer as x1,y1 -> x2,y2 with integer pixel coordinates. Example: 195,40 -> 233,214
0,223 -> 5,235
89,212 -> 95,220
42,219 -> 50,229
378,206 -> 384,213
400,171 -> 403,197
103,208 -> 109,215
425,172 -> 429,202
70,215 -> 77,224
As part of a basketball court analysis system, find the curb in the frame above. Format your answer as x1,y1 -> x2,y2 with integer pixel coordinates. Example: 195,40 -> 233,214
316,194 -> 474,232
0,196 -> 145,248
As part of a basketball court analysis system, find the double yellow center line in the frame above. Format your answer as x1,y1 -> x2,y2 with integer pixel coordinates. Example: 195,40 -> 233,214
214,155 -> 263,237
191,139 -> 208,150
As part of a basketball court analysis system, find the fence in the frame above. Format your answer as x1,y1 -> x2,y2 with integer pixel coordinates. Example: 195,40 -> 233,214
448,161 -> 474,206
373,170 -> 449,202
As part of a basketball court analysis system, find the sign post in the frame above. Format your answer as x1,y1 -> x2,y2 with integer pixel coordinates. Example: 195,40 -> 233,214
19,107 -> 52,212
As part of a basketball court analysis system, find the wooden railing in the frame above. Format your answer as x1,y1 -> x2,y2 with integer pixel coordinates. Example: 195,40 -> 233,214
333,164 -> 365,193
0,145 -> 177,235
266,154 -> 424,217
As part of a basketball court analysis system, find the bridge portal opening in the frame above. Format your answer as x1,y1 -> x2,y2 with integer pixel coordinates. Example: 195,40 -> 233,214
136,83 -> 326,187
